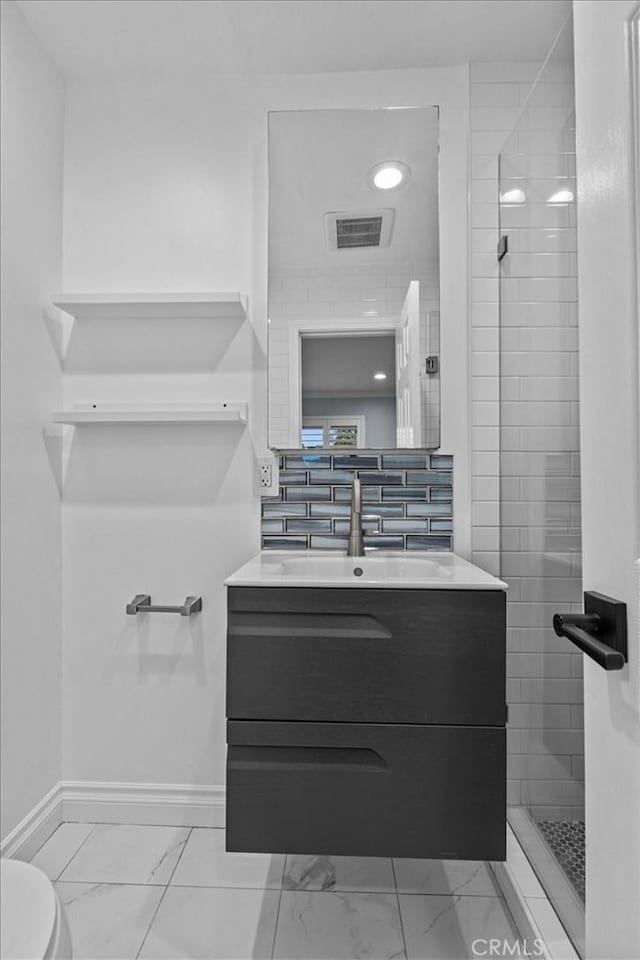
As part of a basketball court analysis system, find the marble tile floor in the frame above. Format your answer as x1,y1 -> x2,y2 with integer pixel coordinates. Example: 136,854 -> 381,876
28,822 -> 524,960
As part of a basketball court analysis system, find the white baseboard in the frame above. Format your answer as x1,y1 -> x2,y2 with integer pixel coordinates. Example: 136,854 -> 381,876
61,781 -> 225,829
1,781 -> 225,860
0,783 -> 63,861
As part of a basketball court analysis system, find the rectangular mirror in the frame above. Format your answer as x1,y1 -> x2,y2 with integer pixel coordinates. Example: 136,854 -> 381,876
267,106 -> 441,451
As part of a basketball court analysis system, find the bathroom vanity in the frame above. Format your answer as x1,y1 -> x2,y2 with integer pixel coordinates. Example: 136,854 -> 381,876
225,551 -> 507,860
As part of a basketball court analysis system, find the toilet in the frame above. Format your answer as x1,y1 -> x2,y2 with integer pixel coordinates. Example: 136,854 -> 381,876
1,859 -> 72,959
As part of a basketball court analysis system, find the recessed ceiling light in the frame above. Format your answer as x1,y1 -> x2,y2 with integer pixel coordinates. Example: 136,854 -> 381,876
375,167 -> 403,189
374,371 -> 387,380
369,161 -> 411,191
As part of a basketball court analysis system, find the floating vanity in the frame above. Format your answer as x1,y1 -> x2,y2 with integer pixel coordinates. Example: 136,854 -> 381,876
225,550 -> 507,861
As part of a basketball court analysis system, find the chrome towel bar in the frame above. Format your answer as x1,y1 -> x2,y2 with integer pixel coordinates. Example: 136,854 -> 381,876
126,594 -> 202,616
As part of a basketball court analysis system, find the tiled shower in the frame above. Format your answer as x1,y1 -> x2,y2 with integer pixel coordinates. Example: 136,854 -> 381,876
497,14 -> 585,952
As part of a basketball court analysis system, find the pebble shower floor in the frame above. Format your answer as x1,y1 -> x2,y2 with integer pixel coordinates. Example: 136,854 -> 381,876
537,819 -> 585,903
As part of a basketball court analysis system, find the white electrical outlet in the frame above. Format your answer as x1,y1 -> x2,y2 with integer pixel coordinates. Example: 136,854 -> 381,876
258,454 -> 278,492
259,462 -> 272,487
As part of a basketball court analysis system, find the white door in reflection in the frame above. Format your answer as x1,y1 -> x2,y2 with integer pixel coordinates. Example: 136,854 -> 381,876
395,280 -> 422,446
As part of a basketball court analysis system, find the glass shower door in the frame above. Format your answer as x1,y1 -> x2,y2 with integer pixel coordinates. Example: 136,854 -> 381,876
498,13 -> 585,956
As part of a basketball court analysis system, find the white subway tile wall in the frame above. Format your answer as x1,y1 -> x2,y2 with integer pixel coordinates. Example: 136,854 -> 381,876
267,263 -> 441,449
470,59 -> 583,818
471,64 -> 531,576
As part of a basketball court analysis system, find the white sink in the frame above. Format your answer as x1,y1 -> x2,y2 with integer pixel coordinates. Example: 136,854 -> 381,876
276,553 -> 444,581
225,550 -> 507,590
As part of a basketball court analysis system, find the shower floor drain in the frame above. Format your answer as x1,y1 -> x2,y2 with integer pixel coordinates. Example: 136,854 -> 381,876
537,819 -> 585,902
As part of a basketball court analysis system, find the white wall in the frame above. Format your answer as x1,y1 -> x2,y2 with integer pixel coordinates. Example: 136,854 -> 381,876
0,1 -> 64,837
61,66 -> 469,789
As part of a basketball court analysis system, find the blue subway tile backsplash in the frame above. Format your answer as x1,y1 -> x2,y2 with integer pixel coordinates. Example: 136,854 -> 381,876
332,455 -> 380,469
285,455 -> 331,469
266,536 -> 308,550
431,519 -> 454,533
334,485 -> 382,503
358,471 -> 405,485
285,486 -> 332,501
286,519 -> 332,533
309,470 -> 355,484
406,535 -> 453,550
381,454 -> 429,469
406,502 -> 453,518
381,486 -> 428,500
279,470 -> 308,486
261,451 -> 453,551
263,502 -> 306,518
430,486 -> 454,502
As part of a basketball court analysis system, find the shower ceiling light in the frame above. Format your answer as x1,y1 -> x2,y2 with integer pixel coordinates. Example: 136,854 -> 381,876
374,371 -> 387,380
500,188 -> 525,203
548,189 -> 574,203
369,161 -> 411,190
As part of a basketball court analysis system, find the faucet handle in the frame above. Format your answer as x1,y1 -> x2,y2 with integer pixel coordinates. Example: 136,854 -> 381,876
361,514 -> 382,535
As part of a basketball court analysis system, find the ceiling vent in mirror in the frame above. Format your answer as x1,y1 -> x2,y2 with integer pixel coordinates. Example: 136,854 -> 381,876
325,209 -> 395,251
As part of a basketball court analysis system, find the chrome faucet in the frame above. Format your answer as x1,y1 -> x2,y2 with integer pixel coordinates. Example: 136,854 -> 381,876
347,476 -> 365,557
346,476 -> 382,557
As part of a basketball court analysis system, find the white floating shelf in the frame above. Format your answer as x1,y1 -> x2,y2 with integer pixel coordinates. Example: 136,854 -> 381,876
52,292 -> 247,321
51,403 -> 248,425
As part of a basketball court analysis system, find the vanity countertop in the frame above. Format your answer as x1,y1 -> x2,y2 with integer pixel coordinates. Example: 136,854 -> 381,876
225,550 -> 507,590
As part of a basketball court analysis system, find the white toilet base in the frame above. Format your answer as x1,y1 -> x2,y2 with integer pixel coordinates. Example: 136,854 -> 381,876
1,859 -> 72,959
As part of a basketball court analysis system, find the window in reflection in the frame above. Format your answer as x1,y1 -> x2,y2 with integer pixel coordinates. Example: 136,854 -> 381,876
301,418 -> 364,449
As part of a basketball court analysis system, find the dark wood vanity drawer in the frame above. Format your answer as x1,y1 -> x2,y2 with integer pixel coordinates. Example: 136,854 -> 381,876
226,720 -> 506,860
227,587 -> 506,726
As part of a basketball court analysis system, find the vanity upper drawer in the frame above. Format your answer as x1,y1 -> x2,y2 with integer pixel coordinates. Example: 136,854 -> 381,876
226,720 -> 506,860
227,587 -> 505,726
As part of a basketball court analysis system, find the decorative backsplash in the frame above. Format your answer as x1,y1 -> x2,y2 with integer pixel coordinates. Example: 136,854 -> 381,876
261,451 -> 453,551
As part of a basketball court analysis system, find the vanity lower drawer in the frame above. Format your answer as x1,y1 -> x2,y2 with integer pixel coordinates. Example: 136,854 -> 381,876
227,587 -> 505,726
226,720 -> 506,860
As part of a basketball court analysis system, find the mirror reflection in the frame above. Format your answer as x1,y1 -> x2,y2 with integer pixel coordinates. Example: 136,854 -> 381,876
301,332 -> 396,448
267,106 -> 441,450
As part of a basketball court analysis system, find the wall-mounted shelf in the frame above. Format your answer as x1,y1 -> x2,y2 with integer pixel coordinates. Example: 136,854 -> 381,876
52,292 -> 247,321
51,402 -> 248,425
